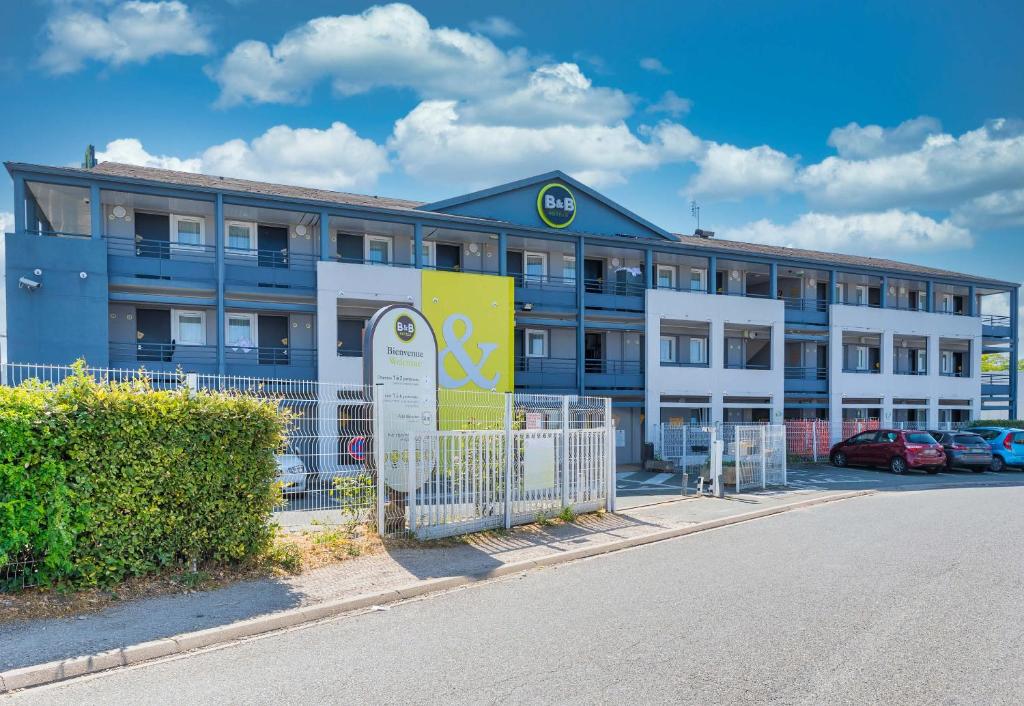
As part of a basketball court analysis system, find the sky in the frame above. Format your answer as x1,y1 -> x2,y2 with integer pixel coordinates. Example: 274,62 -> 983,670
0,0 -> 1022,292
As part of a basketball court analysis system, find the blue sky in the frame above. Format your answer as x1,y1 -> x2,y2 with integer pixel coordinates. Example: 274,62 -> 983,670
1,0 -> 1022,288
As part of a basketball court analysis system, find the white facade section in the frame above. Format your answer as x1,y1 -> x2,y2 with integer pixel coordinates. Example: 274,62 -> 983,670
644,289 -> 785,440
828,303 -> 982,432
316,261 -> 421,385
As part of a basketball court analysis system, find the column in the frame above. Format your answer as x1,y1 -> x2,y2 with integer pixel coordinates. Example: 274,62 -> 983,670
968,285 -> 976,316
880,275 -> 888,308
13,174 -> 25,233
769,262 -> 778,299
577,237 -> 586,395
414,222 -> 424,269
644,249 -> 653,289
319,209 -> 330,261
1011,287 -> 1019,418
926,281 -> 934,312
90,184 -> 102,239
708,255 -> 717,294
215,194 -> 226,375
829,269 -> 838,304
497,230 -> 507,276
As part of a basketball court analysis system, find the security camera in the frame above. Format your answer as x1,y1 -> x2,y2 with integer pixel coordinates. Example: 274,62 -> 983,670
18,277 -> 41,291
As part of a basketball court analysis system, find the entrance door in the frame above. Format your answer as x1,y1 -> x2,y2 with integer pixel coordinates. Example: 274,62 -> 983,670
506,251 -> 524,286
612,408 -> 641,466
726,338 -> 743,368
816,345 -> 828,379
258,225 -> 288,268
336,233 -> 363,263
136,308 -> 171,361
584,258 -> 604,293
135,212 -> 170,259
584,332 -> 603,373
258,315 -> 289,365
816,281 -> 828,304
436,244 -> 461,271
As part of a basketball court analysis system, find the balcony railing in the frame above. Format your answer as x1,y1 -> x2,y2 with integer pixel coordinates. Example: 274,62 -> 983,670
25,228 -> 91,239
108,237 -> 317,270
513,356 -> 577,389
724,361 -> 772,370
939,370 -> 968,378
893,366 -> 928,376
110,342 -> 316,369
842,366 -> 880,374
337,347 -> 364,358
982,314 -> 1011,327
983,372 -> 1010,385
785,366 -> 827,380
584,358 -> 643,374
583,279 -> 645,297
781,297 -> 828,312
508,272 -> 576,291
660,359 -> 710,368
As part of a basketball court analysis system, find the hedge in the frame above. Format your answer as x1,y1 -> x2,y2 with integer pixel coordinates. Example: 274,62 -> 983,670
966,420 -> 1024,429
0,367 -> 286,589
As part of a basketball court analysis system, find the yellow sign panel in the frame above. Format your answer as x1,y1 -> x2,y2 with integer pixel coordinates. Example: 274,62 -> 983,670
421,270 -> 514,394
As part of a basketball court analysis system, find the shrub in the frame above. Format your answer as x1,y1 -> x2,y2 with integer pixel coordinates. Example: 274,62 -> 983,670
1,366 -> 286,589
966,420 -> 1024,429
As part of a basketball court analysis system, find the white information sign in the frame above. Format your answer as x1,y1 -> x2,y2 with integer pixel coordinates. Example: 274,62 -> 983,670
523,436 -> 556,491
364,305 -> 438,492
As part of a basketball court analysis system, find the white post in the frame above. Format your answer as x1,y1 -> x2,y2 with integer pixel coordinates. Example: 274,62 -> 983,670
782,427 -> 788,486
606,398 -> 616,512
761,425 -> 767,489
561,396 -> 571,509
735,430 -> 741,494
712,429 -> 724,498
681,426 -> 688,497
406,432 -> 417,538
503,393 -> 513,529
812,420 -> 818,463
374,384 -> 385,535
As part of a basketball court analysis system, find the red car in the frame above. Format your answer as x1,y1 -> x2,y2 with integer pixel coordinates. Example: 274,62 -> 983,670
830,429 -> 946,474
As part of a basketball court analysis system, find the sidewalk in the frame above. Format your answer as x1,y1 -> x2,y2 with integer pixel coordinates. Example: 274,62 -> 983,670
0,484 -> 848,676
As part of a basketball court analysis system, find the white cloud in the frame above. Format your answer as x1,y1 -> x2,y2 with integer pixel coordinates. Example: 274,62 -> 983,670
40,1 -> 212,75
0,212 -> 14,234
827,116 -> 942,159
647,90 -> 691,117
952,188 -> 1024,230
688,143 -> 799,199
210,3 -> 527,106
720,210 -> 972,253
388,101 -> 693,188
639,57 -> 670,74
96,123 -> 389,191
460,63 -> 632,127
800,118 -> 1024,210
468,16 -> 520,38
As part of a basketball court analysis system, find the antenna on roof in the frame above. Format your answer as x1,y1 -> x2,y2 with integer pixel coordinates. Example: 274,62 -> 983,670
82,144 -> 96,169
690,199 -> 701,232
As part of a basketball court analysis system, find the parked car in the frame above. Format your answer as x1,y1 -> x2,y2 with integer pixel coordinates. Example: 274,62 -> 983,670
276,453 -> 308,494
927,430 -> 992,472
967,427 -> 1024,471
830,429 -> 945,474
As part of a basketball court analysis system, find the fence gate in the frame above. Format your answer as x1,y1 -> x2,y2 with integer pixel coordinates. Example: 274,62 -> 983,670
734,425 -> 788,492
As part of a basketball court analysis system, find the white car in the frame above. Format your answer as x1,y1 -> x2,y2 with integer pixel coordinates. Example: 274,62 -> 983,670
276,454 -> 308,494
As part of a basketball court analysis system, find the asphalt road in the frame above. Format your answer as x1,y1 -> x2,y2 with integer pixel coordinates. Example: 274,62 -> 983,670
11,485 -> 1024,705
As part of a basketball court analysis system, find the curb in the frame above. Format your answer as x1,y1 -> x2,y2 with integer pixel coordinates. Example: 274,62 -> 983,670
0,489 -> 872,694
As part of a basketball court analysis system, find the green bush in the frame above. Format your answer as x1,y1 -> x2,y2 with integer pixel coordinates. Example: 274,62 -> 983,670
966,420 -> 1024,429
1,366 -> 286,589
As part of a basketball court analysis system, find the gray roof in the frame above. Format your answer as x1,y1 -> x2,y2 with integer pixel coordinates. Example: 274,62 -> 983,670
6,160 -> 1013,287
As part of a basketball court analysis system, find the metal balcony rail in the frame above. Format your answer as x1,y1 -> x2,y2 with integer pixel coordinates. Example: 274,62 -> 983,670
332,254 -> 416,268
654,282 -> 709,294
508,272 -> 577,290
939,370 -> 968,377
982,372 -> 1011,385
841,366 -> 880,374
784,365 -> 827,380
892,366 -> 929,375
982,314 -> 1011,327
660,359 -> 710,368
24,228 -> 91,239
513,356 -> 577,373
583,278 -> 645,296
583,358 -> 644,374
108,235 -> 216,263
110,341 -> 316,367
224,246 -> 317,270
336,347 -> 364,358
724,361 -> 772,370
781,297 -> 828,312
225,346 -> 316,367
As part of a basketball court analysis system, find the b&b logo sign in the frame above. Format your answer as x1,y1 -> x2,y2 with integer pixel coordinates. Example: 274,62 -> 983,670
537,183 -> 576,229
394,314 -> 416,342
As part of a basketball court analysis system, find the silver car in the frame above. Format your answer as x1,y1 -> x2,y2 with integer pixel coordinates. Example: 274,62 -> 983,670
276,453 -> 308,494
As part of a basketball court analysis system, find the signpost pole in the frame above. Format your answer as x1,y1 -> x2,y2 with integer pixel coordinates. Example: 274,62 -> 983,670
504,393 -> 514,529
561,396 -> 571,509
374,383 -> 385,535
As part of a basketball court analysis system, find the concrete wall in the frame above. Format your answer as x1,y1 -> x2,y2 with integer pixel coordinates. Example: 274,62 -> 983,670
828,304 -> 982,437
644,289 -> 785,440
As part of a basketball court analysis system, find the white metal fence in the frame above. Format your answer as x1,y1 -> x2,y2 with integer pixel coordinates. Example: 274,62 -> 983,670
783,419 -> 972,462
655,423 -> 787,492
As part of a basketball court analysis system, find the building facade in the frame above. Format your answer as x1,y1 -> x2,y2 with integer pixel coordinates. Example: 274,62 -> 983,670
3,160 -> 1018,464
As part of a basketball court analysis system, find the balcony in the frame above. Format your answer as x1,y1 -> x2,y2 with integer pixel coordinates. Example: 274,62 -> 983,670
108,236 -> 216,282
842,366 -> 880,374
513,356 -> 577,390
225,247 -> 316,290
584,278 -> 644,312
782,297 -> 828,325
510,273 -> 577,310
893,366 -> 928,376
583,358 -> 643,389
785,366 -> 828,393
724,361 -> 772,371
982,314 -> 1012,338
109,342 -> 317,379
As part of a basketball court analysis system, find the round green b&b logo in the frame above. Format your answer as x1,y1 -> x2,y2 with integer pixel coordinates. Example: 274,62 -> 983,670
537,183 -> 576,229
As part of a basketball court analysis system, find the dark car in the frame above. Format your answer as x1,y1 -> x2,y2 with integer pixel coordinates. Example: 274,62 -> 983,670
830,429 -> 945,474
927,431 -> 992,472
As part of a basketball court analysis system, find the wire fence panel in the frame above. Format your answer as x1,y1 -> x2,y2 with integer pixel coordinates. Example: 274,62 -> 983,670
734,426 -> 766,492
765,425 -> 788,485
785,419 -> 831,462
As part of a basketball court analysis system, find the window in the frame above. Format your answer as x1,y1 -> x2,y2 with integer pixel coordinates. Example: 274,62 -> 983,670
854,285 -> 868,305
689,337 -> 707,364
226,313 -> 256,350
916,349 -> 927,373
940,350 -> 954,374
906,432 -> 936,444
660,336 -> 677,363
365,236 -> 392,265
562,255 -> 576,284
226,221 -> 255,253
855,345 -> 869,370
940,293 -> 953,313
170,215 -> 204,248
172,310 -> 206,346
835,282 -> 846,303
525,252 -> 548,282
525,329 -> 548,358
915,291 -> 926,310
849,432 -> 877,445
421,241 -> 435,267
689,268 -> 707,292
656,265 -> 676,289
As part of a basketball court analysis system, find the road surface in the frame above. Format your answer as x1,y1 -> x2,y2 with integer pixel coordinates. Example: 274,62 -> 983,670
11,484 -> 1024,704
